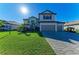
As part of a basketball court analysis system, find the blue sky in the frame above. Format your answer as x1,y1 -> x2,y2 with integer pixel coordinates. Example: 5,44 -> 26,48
0,3 -> 79,23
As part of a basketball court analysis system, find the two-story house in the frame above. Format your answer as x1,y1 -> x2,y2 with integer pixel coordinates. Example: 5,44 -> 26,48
39,10 -> 64,32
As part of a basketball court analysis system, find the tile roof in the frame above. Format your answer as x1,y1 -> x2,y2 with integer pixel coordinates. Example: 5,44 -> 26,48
64,20 -> 79,26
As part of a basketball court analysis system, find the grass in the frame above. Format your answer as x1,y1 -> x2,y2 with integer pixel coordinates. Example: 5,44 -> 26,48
76,30 -> 79,33
0,31 -> 55,55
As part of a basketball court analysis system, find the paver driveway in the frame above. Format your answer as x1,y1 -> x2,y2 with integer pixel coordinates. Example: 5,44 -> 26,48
42,32 -> 79,55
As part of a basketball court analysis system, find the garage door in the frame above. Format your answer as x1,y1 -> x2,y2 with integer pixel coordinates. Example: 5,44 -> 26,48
57,25 -> 62,31
41,25 -> 55,31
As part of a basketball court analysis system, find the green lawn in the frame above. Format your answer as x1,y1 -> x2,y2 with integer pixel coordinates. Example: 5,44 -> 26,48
0,31 -> 55,55
76,30 -> 79,33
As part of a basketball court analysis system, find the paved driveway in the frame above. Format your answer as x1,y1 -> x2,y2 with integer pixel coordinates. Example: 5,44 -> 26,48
42,32 -> 79,55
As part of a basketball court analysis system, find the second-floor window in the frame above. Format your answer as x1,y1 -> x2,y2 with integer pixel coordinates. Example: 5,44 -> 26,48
43,15 -> 52,19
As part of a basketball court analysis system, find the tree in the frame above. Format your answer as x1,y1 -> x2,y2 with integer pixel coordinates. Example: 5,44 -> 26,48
17,24 -> 27,33
0,20 -> 5,31
31,20 -> 36,31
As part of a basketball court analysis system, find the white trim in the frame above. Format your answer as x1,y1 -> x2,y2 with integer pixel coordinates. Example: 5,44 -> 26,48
40,23 -> 55,25
55,23 -> 57,32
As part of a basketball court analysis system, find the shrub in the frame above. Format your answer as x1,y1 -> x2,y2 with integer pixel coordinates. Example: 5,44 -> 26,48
65,27 -> 75,33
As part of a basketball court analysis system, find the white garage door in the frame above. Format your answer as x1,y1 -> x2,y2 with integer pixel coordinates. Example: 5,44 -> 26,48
41,25 -> 55,31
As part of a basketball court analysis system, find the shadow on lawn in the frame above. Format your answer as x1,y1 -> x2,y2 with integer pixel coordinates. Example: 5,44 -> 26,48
42,31 -> 79,43
18,32 -> 31,36
17,31 -> 43,37
37,32 -> 43,37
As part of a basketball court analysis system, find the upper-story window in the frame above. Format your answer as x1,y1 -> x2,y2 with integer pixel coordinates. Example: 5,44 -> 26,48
43,15 -> 52,19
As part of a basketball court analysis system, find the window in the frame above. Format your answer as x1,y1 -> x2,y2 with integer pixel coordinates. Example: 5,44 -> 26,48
43,15 -> 52,19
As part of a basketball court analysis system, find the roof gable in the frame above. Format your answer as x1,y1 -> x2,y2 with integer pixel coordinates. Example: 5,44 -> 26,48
39,10 -> 56,15
29,16 -> 37,19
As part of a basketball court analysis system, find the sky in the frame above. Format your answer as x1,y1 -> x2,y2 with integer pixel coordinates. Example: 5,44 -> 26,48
0,3 -> 79,23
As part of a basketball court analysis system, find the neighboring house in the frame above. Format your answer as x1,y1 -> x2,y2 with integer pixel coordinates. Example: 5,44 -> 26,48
23,16 -> 39,30
1,21 -> 19,30
23,10 -> 65,32
23,19 -> 30,29
29,16 -> 39,30
64,20 -> 79,30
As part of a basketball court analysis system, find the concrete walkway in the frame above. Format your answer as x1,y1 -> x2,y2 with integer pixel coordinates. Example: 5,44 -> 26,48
42,32 -> 79,55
